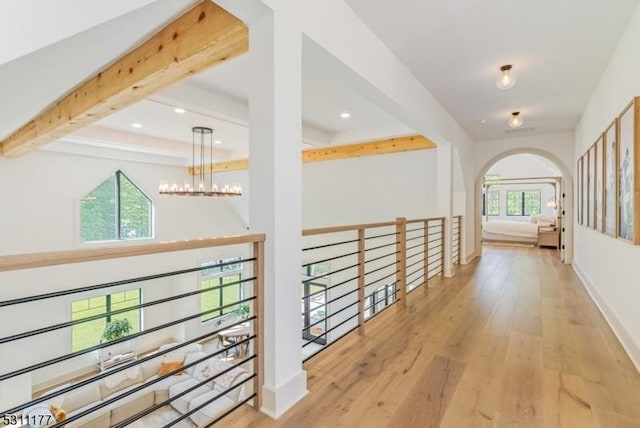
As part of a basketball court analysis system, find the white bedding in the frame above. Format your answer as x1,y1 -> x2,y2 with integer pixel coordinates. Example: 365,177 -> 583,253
482,220 -> 539,239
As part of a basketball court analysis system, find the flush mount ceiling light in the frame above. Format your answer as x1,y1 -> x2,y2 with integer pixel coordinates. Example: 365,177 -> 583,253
496,64 -> 517,90
340,112 -> 351,119
508,111 -> 523,128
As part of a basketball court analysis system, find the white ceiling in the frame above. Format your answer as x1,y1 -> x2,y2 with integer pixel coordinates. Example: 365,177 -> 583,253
2,0 -> 639,161
345,0 -> 640,141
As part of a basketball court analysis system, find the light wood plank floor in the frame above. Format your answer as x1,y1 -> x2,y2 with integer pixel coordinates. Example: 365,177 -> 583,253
221,246 -> 640,427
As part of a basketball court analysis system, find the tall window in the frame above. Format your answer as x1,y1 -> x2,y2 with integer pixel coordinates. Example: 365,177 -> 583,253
507,190 -> 541,216
80,170 -> 153,242
301,263 -> 328,345
71,289 -> 141,351
201,257 -> 243,322
482,191 -> 500,216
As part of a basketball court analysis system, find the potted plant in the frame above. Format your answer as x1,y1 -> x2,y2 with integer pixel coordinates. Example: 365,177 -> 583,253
98,318 -> 135,371
101,318 -> 133,342
233,304 -> 250,320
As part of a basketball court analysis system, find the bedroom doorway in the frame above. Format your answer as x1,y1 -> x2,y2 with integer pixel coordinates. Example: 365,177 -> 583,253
475,150 -> 573,264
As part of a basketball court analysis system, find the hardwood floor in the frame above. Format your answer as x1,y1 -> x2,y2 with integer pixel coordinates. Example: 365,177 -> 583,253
221,246 -> 640,427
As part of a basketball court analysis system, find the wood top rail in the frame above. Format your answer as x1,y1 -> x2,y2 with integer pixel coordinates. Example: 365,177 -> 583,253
303,217 -> 447,236
303,221 -> 397,236
0,234 -> 266,273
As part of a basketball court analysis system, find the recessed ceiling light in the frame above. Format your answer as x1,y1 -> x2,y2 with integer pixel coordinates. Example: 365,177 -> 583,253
174,107 -> 186,114
477,119 -> 487,125
214,140 -> 222,145
340,112 -> 351,119
132,123 -> 143,128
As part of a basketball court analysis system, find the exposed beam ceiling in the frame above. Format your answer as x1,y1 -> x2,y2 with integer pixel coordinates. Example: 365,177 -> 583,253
0,0 -> 248,158
189,135 -> 436,174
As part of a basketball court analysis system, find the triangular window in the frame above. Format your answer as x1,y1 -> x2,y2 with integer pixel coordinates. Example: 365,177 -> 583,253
80,170 -> 153,242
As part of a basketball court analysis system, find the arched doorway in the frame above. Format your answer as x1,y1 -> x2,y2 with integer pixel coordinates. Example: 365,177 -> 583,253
475,149 -> 573,263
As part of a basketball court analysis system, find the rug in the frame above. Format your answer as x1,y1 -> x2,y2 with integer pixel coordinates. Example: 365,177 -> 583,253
127,407 -> 195,428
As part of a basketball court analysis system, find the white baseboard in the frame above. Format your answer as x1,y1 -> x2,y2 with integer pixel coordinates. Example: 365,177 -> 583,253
260,370 -> 308,419
573,262 -> 640,372
463,251 -> 478,265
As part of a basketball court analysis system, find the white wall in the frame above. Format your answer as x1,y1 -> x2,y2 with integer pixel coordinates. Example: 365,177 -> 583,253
475,132 -> 575,179
573,2 -> 640,370
0,149 -> 247,255
302,150 -> 438,227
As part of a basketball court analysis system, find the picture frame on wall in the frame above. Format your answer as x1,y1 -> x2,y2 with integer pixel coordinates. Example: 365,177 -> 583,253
577,157 -> 583,225
588,145 -> 596,229
604,120 -> 618,237
595,135 -> 604,232
617,97 -> 639,244
582,153 -> 589,227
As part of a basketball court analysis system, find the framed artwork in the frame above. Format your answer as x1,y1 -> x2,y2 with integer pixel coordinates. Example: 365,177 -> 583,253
582,153 -> 589,227
604,120 -> 617,237
577,157 -> 583,225
588,145 -> 596,229
617,98 -> 640,244
595,135 -> 604,232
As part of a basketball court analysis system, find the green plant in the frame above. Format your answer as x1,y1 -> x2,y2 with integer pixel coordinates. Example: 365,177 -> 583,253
101,318 -> 133,342
234,304 -> 250,318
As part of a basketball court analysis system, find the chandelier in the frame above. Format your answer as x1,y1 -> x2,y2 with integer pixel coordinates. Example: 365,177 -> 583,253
158,126 -> 242,197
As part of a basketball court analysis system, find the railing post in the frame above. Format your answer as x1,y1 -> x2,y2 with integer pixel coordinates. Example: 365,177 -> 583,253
423,219 -> 429,293
440,218 -> 446,278
396,217 -> 407,307
252,240 -> 264,411
457,216 -> 462,265
357,228 -> 366,335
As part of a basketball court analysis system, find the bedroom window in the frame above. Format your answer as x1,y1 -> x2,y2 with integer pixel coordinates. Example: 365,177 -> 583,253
80,170 -> 153,242
482,191 -> 500,216
507,190 -> 541,216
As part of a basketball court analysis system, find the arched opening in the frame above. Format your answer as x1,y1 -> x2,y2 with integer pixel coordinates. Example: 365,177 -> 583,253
475,148 -> 573,263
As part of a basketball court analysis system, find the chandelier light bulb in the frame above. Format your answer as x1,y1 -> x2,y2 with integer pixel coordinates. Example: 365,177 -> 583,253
496,64 -> 517,90
509,111 -> 523,128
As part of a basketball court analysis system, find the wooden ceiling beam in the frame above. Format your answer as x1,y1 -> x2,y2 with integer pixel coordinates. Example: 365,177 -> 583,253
0,1 -> 248,157
190,135 -> 437,175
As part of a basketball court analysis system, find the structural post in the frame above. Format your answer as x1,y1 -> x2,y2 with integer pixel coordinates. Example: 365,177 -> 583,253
248,8 -> 307,418
395,217 -> 407,307
436,144 -> 454,277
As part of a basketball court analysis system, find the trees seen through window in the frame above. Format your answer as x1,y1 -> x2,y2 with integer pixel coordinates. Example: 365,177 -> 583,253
507,190 -> 541,216
80,170 -> 152,242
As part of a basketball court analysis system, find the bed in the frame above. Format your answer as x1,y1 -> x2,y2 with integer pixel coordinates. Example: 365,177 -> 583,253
482,216 -> 559,246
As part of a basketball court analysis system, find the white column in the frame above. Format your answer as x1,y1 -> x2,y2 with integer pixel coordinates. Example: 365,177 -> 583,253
248,10 -> 307,418
436,143 -> 454,277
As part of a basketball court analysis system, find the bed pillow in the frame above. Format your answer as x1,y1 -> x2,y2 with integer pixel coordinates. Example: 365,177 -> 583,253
537,214 -> 555,224
528,215 -> 538,223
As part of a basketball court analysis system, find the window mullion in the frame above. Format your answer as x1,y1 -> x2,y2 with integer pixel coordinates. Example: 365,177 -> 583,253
106,294 -> 112,324
116,171 -> 122,240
